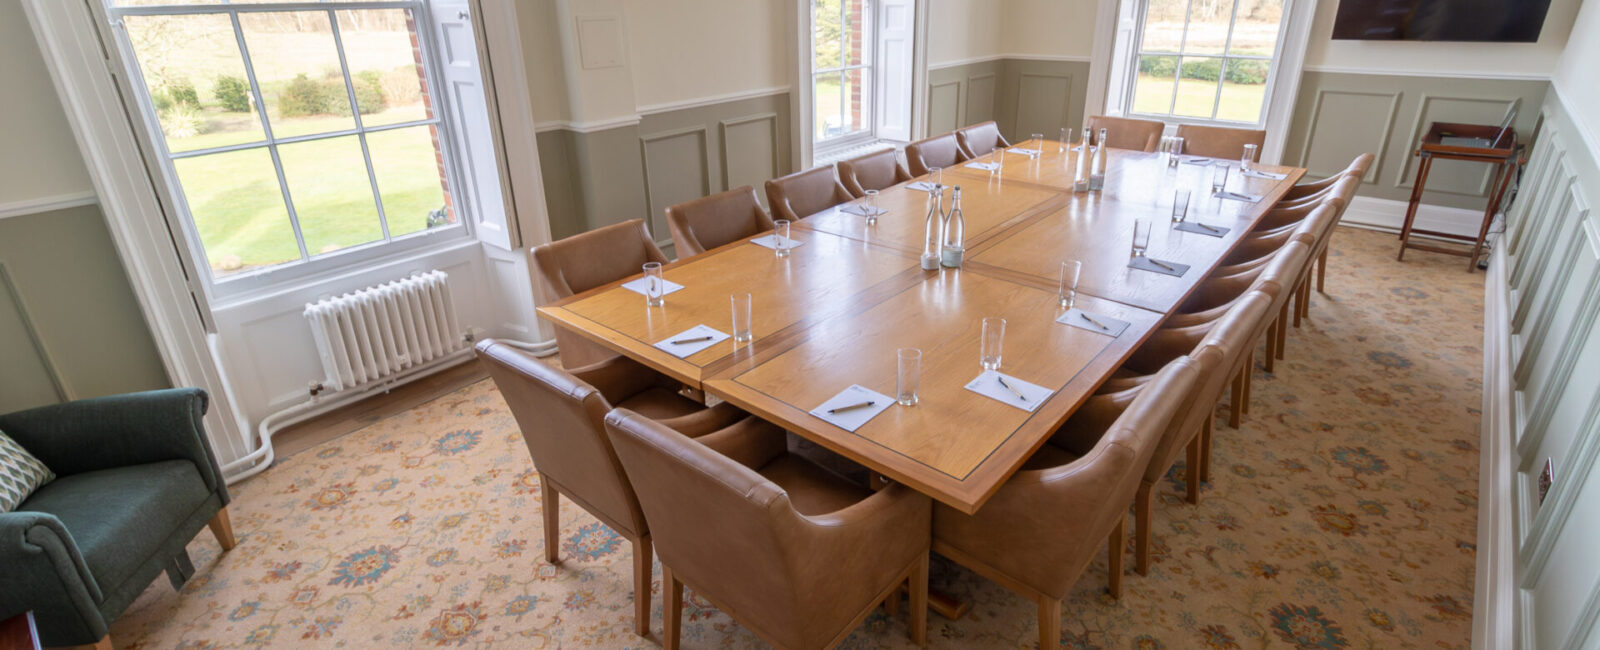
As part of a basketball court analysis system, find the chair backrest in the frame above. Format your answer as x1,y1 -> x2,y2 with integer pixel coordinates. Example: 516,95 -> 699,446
838,149 -> 912,197
1149,292 -> 1272,482
474,339 -> 645,537
956,121 -> 1010,158
905,132 -> 969,176
531,219 -> 666,368
604,408 -> 839,647
765,165 -> 854,222
665,186 -> 775,258
1175,124 -> 1267,160
1087,115 -> 1165,152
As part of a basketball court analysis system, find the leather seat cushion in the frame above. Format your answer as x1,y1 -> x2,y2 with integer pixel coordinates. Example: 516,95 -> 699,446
756,455 -> 872,516
18,460 -> 209,595
1021,442 -> 1081,470
615,387 -> 705,421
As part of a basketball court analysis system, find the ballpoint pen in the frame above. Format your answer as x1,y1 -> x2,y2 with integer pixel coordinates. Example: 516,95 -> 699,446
828,401 -> 876,415
1195,222 -> 1222,233
670,335 -> 714,345
1079,311 -> 1109,330
1149,258 -> 1176,272
996,375 -> 1027,402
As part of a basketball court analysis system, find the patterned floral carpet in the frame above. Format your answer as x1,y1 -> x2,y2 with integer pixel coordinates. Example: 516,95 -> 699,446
115,227 -> 1485,649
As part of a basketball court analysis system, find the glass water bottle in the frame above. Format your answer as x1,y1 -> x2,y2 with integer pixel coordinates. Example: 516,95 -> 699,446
1090,128 -> 1108,191
1073,127 -> 1091,192
940,186 -> 966,268
920,184 -> 944,270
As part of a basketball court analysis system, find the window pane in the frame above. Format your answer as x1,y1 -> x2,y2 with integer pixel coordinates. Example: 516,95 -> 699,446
1173,57 -> 1223,118
1182,0 -> 1238,55
1139,0 -> 1187,52
173,148 -> 299,277
122,14 -> 267,153
239,12 -> 356,139
813,0 -> 843,69
843,0 -> 870,67
814,73 -> 843,141
1216,59 -> 1269,122
1230,0 -> 1285,55
1132,55 -> 1178,115
336,9 -> 433,128
367,126 -> 452,238
840,67 -> 871,136
276,136 -> 385,256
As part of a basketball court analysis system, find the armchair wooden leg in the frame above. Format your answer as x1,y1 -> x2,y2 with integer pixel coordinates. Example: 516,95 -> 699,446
663,566 -> 683,650
541,476 -> 561,564
1228,368 -> 1244,428
1135,482 -> 1153,576
1263,328 -> 1277,374
1317,247 -> 1329,292
208,507 -> 237,551
1037,597 -> 1061,649
1107,518 -> 1125,599
909,553 -> 929,646
1185,437 -> 1202,505
1292,279 -> 1305,328
1241,351 -> 1253,415
631,535 -> 653,638
1199,417 -> 1214,483
1275,305 -> 1289,360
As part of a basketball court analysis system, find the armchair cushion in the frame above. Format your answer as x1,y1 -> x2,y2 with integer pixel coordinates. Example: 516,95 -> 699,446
0,429 -> 54,512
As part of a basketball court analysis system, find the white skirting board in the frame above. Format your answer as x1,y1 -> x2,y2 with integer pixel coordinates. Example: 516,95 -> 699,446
1338,196 -> 1485,239
1472,250 -> 1517,650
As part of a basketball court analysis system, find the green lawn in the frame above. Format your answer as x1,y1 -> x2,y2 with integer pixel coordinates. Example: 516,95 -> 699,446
1133,73 -> 1266,123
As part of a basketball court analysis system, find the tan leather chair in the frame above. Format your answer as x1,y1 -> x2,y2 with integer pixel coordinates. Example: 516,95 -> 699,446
665,186 -> 775,259
932,358 -> 1200,649
1175,124 -> 1266,160
474,340 -> 744,636
604,409 -> 932,649
1284,152 -> 1374,201
765,165 -> 856,222
955,120 -> 1012,158
531,219 -> 667,369
838,149 -> 912,197
1086,115 -> 1165,152
1068,293 -> 1273,575
904,132 -> 970,176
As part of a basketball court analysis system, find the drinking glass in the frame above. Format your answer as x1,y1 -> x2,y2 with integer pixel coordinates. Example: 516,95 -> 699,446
774,219 -> 791,257
731,293 -> 752,342
1211,163 -> 1229,194
1058,260 -> 1081,308
992,146 -> 1005,177
896,348 -> 921,406
642,262 -> 664,307
1168,136 -> 1185,168
1171,189 -> 1192,223
1241,143 -> 1259,172
930,166 -> 942,187
1131,220 -> 1152,258
863,189 -> 880,225
981,317 -> 1005,371
1059,127 -> 1072,154
1029,133 -> 1043,157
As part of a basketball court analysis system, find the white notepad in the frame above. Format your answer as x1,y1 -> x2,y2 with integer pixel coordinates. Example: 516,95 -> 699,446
840,204 -> 887,217
1214,190 -> 1263,203
907,181 -> 939,192
651,325 -> 729,358
620,276 -> 685,297
1008,147 -> 1041,156
750,234 -> 804,250
1241,169 -> 1288,180
964,161 -> 1001,171
809,385 -> 894,432
964,370 -> 1051,412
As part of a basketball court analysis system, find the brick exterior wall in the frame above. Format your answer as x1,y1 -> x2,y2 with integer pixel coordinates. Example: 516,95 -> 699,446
406,11 -> 456,224
847,0 -> 865,131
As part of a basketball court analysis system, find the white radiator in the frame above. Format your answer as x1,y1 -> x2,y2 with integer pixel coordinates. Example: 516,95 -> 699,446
303,270 -> 465,392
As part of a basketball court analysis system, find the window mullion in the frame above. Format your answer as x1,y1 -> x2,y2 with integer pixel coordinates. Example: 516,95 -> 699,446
228,11 -> 311,263
326,8 -> 393,243
1212,0 -> 1245,119
1169,0 -> 1196,116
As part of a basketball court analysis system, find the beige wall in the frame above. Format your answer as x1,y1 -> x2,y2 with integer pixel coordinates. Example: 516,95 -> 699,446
1552,0 -> 1600,134
999,0 -> 1096,59
927,0 -> 1003,65
625,0 -> 789,109
517,0 -> 572,124
0,0 -> 92,204
1302,0 -> 1582,77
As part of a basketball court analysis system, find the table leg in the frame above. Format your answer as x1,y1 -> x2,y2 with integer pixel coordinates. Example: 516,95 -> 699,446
1397,154 -> 1435,260
1471,160 -> 1517,271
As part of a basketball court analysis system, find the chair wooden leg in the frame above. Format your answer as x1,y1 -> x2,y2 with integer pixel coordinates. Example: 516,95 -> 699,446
1200,417 -> 1214,483
208,507 -> 237,551
1107,518 -> 1125,599
1185,436 -> 1202,505
1317,247 -> 1329,293
1241,351 -> 1253,415
1228,369 -> 1244,428
884,583 -> 901,616
1263,328 -> 1277,374
1275,306 -> 1288,360
662,565 -> 683,650
1135,482 -> 1153,576
541,476 -> 561,563
1299,276 -> 1312,320
909,553 -> 929,646
1292,280 -> 1305,328
1038,597 -> 1061,649
632,535 -> 653,637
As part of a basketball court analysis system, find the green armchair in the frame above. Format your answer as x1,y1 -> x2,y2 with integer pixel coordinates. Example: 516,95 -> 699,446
0,388 -> 235,648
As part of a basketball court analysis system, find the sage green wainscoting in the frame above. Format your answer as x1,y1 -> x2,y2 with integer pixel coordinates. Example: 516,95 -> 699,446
927,58 -> 1092,145
0,204 -> 169,413
1282,71 -> 1550,210
534,92 -> 793,255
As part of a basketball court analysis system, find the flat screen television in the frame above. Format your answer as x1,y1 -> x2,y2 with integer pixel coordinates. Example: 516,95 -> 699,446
1331,0 -> 1552,42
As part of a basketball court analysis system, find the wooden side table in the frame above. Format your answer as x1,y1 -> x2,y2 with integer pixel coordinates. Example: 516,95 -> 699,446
1397,121 -> 1522,271
0,611 -> 40,650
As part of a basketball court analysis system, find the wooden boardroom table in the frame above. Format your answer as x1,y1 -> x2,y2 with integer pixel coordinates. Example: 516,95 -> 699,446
539,142 -> 1303,517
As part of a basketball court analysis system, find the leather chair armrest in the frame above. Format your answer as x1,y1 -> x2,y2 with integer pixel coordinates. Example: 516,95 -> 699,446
656,401 -> 749,438
1283,174 -> 1342,200
798,481 -> 931,578
571,356 -> 668,405
1124,324 -> 1208,374
1048,390 -> 1136,455
694,416 -> 787,470
0,513 -> 108,646
0,389 -> 225,496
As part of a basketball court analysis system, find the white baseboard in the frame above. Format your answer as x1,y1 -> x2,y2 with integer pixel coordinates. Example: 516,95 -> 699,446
1473,249 -> 1518,650
1338,196 -> 1484,239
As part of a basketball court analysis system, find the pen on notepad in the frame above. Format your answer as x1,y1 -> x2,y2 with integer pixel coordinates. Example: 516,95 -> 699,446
828,401 -> 876,415
1079,311 -> 1109,330
996,375 -> 1028,402
1149,258 -> 1176,272
1195,222 -> 1222,233
670,335 -> 714,345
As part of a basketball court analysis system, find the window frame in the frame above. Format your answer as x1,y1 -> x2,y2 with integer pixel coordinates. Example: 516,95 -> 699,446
103,0 -> 475,299
810,0 -> 878,154
1121,0 -> 1293,127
